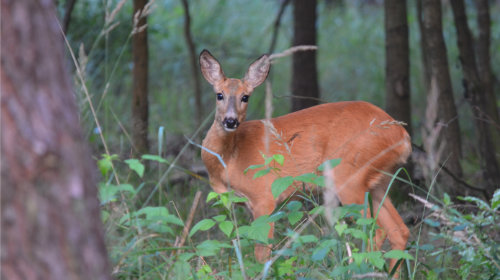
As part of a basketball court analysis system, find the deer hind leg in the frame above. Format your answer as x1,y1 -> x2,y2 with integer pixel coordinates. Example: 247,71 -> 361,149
369,174 -> 409,277
249,197 -> 276,263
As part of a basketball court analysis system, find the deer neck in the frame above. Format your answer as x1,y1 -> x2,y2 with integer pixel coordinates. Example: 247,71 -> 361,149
202,121 -> 238,162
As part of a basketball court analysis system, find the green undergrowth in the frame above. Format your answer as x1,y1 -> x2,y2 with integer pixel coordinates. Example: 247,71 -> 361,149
97,152 -> 499,279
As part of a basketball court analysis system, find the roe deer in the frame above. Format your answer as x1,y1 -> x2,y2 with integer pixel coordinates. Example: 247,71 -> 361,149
199,50 -> 411,274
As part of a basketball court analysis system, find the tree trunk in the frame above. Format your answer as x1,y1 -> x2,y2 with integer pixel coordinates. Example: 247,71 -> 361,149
450,0 -> 500,198
384,0 -> 411,135
180,0 -> 203,128
421,0 -> 464,197
291,0 -> 320,111
1,1 -> 112,279
475,0 -> 500,156
132,0 -> 149,155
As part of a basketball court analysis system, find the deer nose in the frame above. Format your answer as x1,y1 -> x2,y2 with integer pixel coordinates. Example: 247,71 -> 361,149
223,118 -> 239,130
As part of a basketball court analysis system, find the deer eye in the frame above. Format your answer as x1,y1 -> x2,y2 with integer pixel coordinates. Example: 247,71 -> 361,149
241,95 -> 249,103
216,93 -> 224,101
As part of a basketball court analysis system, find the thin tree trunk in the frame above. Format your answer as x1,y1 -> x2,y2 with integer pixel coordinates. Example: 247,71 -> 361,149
269,0 -> 291,54
384,0 -> 411,135
291,0 -> 320,111
180,0 -> 203,128
421,0 -> 464,197
417,0 -> 430,92
450,0 -> 500,198
1,0 -> 112,279
62,0 -> 77,34
132,0 -> 149,155
475,0 -> 500,155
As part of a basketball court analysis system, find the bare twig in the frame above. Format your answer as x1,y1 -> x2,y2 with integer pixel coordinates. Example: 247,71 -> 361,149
175,191 -> 202,249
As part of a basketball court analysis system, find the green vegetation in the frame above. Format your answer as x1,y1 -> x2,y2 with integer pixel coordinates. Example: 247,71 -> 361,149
61,0 -> 500,279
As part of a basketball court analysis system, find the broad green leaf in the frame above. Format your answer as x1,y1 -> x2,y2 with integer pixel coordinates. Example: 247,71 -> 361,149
253,168 -> 271,179
212,214 -> 227,222
335,223 -> 347,236
97,154 -> 119,176
271,176 -> 294,199
244,215 -> 271,243
206,192 -> 219,202
288,211 -> 304,225
366,251 -> 385,269
313,176 -> 325,187
141,154 -> 168,163
196,240 -> 231,257
345,228 -> 368,241
356,217 -> 375,226
273,154 -> 285,165
312,246 -> 330,261
98,183 -> 135,204
286,201 -> 303,212
268,211 -> 286,222
298,235 -> 318,243
189,219 -> 216,237
294,173 -> 317,183
317,158 -> 341,171
384,250 -> 414,260
219,221 -> 234,237
125,159 -> 145,178
459,196 -> 490,210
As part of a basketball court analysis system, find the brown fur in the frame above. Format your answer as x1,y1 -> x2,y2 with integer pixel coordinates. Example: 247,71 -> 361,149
199,50 -> 411,275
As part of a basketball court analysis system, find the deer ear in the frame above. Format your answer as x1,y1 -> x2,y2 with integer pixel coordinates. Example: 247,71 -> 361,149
199,50 -> 225,85
244,54 -> 270,90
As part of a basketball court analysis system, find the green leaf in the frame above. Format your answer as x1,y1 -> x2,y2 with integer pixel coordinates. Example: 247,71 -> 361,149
313,176 -> 325,187
141,154 -> 168,163
97,154 -> 119,177
459,196 -> 491,210
243,216 -> 271,243
206,192 -> 219,202
212,214 -> 227,222
271,176 -> 294,199
286,201 -> 303,212
491,189 -> 500,210
244,164 -> 265,174
125,159 -> 145,178
253,168 -> 271,179
384,250 -> 414,260
317,158 -> 341,171
268,211 -> 286,222
298,235 -> 318,243
288,211 -> 304,225
294,173 -> 317,183
356,217 -> 375,226
335,223 -> 347,236
219,221 -> 234,237
443,193 -> 451,206
98,183 -> 136,204
273,154 -> 285,165
366,251 -> 385,269
189,219 -> 216,237
196,240 -> 231,257
345,228 -> 368,241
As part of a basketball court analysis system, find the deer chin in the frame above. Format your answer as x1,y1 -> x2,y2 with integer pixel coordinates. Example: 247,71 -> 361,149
222,125 -> 238,132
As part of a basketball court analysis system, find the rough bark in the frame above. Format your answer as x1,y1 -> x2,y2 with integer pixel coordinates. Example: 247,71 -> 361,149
291,0 -> 320,111
450,0 -> 500,198
132,0 -> 149,155
421,0 -> 464,197
1,0 -> 112,279
475,0 -> 500,155
180,0 -> 203,128
384,0 -> 411,135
